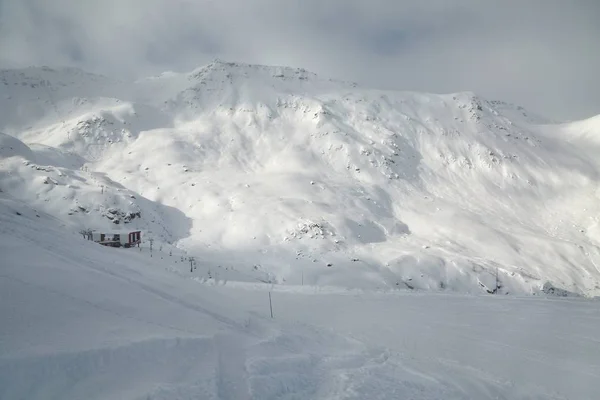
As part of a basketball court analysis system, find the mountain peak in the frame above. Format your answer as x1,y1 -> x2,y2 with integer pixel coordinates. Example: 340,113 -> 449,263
186,59 -> 322,84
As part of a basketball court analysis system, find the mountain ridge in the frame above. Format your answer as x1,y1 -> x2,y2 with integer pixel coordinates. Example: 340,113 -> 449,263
1,60 -> 599,296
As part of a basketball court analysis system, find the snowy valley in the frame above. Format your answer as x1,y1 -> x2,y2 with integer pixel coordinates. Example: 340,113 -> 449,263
2,60 -> 600,399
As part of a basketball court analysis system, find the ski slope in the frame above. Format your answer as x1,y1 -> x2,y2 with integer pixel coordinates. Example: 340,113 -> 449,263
2,57 -> 600,397
1,192 -> 599,399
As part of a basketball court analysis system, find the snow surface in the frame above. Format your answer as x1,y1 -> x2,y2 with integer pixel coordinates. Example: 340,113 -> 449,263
2,192 -> 600,399
2,60 -> 600,296
2,60 -> 600,398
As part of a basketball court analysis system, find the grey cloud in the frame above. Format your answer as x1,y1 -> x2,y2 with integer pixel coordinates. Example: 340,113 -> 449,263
0,0 -> 598,120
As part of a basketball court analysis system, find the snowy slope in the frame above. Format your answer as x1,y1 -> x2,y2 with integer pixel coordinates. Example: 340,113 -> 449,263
1,60 -> 600,296
1,193 -> 599,399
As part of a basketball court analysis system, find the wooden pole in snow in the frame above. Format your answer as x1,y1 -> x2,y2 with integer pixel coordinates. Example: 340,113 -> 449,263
495,267 -> 499,294
269,292 -> 274,319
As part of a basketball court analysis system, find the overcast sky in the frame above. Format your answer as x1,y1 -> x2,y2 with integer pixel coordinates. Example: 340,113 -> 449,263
0,0 -> 598,120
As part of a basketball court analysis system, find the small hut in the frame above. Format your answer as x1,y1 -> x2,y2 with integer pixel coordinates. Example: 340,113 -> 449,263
90,230 -> 141,248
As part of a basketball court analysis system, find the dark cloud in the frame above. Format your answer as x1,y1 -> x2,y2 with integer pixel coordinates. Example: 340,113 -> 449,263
1,0 -> 598,119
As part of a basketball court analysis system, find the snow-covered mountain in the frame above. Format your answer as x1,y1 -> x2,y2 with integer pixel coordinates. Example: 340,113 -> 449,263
2,59 -> 600,296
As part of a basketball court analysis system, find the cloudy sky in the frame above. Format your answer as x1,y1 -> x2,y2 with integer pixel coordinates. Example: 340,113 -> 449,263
0,0 -> 598,120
